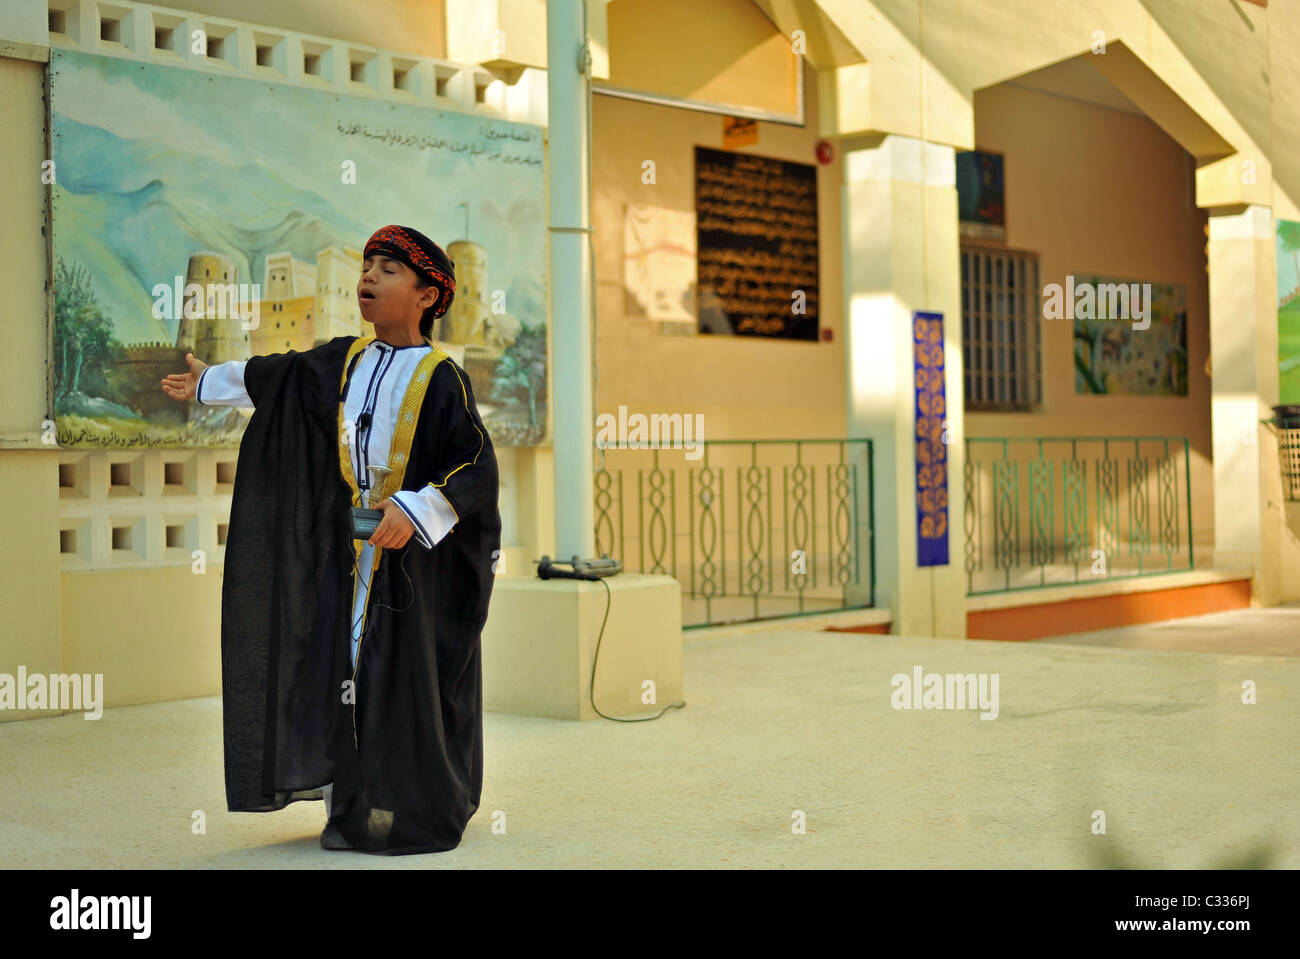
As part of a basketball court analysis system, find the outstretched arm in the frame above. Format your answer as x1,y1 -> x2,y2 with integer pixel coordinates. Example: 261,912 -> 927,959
194,360 -> 253,407
160,352 -> 254,408
160,352 -> 208,403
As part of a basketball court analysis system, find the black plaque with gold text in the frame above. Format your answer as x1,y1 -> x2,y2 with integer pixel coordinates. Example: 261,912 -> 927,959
694,145 -> 819,339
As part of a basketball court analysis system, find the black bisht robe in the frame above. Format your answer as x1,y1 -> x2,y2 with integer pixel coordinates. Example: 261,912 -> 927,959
220,334 -> 501,854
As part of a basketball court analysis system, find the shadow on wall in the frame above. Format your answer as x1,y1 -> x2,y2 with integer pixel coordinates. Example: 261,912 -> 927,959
1286,503 -> 1300,548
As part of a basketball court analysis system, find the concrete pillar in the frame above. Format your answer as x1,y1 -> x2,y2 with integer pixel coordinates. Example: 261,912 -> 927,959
842,134 -> 966,638
1207,204 -> 1285,604
478,1 -> 680,720
546,0 -> 595,560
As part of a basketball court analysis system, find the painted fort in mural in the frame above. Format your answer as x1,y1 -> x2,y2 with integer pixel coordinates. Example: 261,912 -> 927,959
50,47 -> 548,448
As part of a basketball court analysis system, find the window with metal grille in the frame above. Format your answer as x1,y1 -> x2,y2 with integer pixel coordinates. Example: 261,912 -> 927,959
960,244 -> 1042,411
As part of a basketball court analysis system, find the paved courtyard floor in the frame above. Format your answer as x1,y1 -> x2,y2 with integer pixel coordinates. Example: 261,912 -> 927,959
2,612 -> 1296,868
1044,602 -> 1300,659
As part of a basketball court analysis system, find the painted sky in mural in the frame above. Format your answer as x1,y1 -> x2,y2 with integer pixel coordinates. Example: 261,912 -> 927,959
50,48 -> 547,447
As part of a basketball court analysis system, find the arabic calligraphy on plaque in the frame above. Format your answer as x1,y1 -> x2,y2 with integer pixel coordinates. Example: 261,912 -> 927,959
694,146 -> 819,339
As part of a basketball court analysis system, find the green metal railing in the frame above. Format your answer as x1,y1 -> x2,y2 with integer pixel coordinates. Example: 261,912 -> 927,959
593,439 -> 875,628
964,435 -> 1194,595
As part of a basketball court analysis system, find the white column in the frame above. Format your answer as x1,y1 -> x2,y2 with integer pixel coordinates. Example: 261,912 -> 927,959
1207,204 -> 1283,603
842,134 -> 965,638
546,0 -> 595,560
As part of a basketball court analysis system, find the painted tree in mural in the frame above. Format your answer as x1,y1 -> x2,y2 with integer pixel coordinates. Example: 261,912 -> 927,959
1279,220 -> 1300,306
53,258 -> 128,407
490,324 -> 547,427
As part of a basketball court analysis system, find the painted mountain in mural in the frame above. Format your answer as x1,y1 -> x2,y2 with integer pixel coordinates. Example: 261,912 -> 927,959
504,271 -> 547,332
53,116 -> 369,345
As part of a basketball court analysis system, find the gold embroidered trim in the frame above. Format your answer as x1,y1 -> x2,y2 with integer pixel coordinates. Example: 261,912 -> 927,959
337,336 -> 373,514
336,335 -> 448,616
338,335 -> 445,749
423,359 -> 484,523
378,347 -> 447,508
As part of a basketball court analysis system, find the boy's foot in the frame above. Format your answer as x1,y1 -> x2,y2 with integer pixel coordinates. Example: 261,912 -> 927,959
320,821 -> 355,850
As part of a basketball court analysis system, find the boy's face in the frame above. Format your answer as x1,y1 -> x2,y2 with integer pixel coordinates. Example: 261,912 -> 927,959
357,255 -> 436,331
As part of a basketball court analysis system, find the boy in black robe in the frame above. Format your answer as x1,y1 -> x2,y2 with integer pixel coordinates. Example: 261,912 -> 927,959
162,225 -> 501,855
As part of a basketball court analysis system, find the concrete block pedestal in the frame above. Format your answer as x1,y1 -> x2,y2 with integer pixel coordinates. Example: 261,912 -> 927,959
481,573 -> 682,719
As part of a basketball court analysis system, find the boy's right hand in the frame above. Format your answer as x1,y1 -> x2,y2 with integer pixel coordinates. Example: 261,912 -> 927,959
161,352 -> 209,402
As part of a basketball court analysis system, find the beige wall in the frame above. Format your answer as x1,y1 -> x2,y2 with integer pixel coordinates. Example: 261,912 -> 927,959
0,454 -> 64,721
61,568 -> 223,705
170,0 -> 446,59
606,0 -> 800,117
0,56 -> 63,722
1271,0 -> 1300,219
966,82 -> 1213,547
0,54 -> 49,444
591,57 -> 844,441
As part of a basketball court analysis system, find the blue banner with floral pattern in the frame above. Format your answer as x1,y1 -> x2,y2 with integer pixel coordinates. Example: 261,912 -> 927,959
913,311 -> 948,566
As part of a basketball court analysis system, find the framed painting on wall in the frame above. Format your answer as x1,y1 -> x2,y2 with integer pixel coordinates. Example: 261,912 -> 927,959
1072,276 -> 1188,396
956,150 -> 1005,242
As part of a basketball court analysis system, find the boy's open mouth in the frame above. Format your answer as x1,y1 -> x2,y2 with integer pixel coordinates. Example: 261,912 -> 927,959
359,290 -> 376,300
